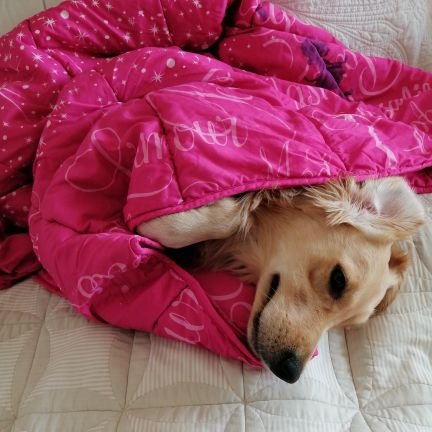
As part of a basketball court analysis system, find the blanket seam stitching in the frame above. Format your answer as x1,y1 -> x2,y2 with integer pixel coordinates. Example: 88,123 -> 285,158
144,94 -> 185,203
159,0 -> 175,46
15,292 -> 50,419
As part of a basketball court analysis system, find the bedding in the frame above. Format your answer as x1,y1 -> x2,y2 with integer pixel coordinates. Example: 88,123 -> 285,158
0,197 -> 431,431
0,0 -> 432,431
1,0 -> 432,366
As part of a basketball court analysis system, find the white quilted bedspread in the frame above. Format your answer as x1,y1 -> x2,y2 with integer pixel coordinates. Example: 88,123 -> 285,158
1,1 -> 432,431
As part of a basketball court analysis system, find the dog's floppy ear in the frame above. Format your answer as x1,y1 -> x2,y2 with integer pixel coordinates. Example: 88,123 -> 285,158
374,244 -> 409,314
306,177 -> 426,241
236,188 -> 300,237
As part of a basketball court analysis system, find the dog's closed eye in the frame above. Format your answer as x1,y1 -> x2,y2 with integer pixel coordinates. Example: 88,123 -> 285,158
329,265 -> 346,299
268,273 -> 280,302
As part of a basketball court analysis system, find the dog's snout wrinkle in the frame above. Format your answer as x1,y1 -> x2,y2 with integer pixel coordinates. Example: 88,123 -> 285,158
266,273 -> 280,305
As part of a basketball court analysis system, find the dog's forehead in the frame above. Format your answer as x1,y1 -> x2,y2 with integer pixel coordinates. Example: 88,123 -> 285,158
274,215 -> 390,258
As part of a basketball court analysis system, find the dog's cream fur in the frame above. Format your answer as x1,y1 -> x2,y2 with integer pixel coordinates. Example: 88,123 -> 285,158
137,177 -> 425,382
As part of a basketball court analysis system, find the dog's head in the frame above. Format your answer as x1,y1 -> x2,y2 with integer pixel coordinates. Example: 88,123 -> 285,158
204,177 -> 425,383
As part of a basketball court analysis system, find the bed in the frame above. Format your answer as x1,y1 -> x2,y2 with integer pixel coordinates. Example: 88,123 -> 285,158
0,1 -> 431,431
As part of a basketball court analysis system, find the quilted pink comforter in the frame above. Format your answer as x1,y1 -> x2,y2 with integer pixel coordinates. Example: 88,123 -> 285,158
1,0 -> 432,366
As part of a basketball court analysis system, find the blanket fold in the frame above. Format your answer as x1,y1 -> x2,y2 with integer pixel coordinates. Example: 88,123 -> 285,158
1,0 -> 431,366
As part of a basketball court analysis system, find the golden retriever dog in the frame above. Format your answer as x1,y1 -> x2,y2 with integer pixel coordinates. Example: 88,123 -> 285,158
137,177 -> 425,383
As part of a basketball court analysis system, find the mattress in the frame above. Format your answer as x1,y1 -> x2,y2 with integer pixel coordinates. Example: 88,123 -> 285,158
1,1 -> 431,431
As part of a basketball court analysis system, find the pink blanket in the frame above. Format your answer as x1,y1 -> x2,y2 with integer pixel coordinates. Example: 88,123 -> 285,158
1,0 -> 432,367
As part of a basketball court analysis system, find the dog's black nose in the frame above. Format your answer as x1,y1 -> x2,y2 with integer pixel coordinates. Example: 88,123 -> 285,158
269,349 -> 303,383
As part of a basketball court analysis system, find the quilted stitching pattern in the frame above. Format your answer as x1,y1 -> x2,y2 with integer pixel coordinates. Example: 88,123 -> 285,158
276,0 -> 432,72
